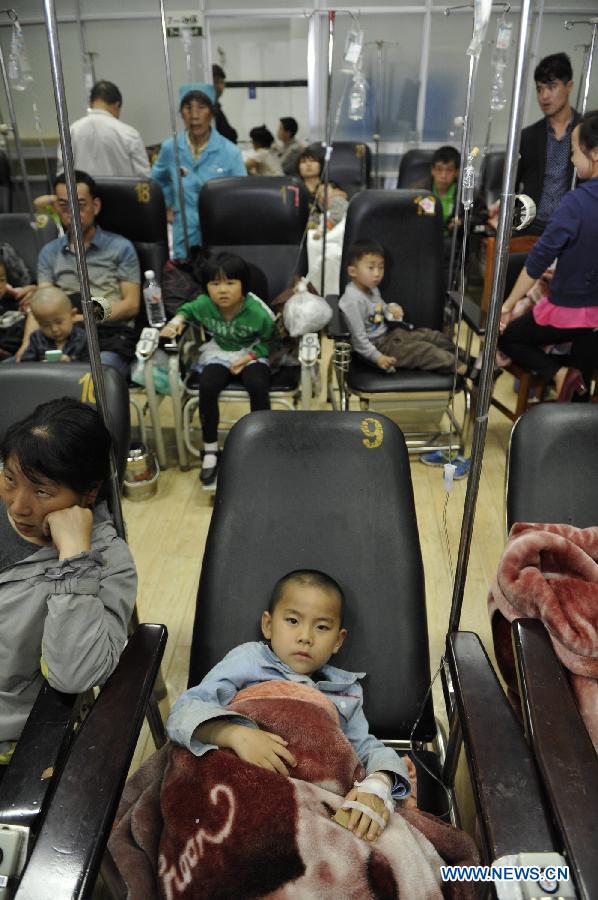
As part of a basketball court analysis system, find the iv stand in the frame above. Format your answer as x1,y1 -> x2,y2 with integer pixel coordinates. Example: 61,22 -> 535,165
158,0 -> 191,259
43,0 -> 168,727
320,10 -> 335,298
566,18 -> 598,190
445,1 -> 511,292
448,0 -> 535,633
0,10 -> 36,225
43,0 -> 125,545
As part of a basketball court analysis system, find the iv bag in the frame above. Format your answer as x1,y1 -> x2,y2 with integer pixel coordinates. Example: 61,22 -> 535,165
8,21 -> 34,92
348,71 -> 367,121
467,0 -> 492,58
343,25 -> 364,70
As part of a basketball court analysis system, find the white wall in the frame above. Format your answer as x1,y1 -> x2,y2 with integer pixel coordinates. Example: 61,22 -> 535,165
2,3 -> 597,157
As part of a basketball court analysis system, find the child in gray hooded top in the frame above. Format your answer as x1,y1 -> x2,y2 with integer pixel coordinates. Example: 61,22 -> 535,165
339,239 -> 468,375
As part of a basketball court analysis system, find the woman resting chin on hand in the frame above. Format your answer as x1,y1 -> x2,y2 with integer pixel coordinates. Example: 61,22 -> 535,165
0,398 -> 137,768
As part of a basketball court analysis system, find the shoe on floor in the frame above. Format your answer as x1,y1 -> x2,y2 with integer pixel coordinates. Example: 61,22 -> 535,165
419,450 -> 450,467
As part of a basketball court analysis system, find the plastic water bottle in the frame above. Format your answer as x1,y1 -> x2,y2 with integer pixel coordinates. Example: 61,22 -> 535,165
490,20 -> 512,111
143,270 -> 166,326
348,71 -> 367,121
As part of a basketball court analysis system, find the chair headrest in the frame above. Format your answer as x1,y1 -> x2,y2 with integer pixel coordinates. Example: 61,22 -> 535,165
190,411 -> 435,741
200,177 -> 310,246
0,214 -> 58,279
95,177 -> 167,244
0,363 -> 130,485
507,405 -> 598,530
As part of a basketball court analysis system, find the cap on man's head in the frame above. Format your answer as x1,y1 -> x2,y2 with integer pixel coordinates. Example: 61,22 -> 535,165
178,82 -> 216,110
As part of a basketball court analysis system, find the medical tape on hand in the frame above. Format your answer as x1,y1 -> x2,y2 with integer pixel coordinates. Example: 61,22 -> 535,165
340,800 -> 387,830
353,775 -> 395,813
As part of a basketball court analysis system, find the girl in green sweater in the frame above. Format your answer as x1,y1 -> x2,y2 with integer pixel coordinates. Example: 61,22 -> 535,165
161,253 -> 276,485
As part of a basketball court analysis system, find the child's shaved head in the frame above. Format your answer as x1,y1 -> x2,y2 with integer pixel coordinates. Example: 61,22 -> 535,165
30,286 -> 72,314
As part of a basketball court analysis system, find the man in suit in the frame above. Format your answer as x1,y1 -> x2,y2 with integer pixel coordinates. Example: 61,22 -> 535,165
212,64 -> 238,144
517,53 -> 580,235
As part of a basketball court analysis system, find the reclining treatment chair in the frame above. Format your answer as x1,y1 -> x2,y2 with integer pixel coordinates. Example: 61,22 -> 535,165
329,189 -> 471,454
308,140 -> 371,196
507,404 -> 598,898
0,364 -> 167,899
397,148 -> 434,189
0,212 -> 57,279
169,176 -> 311,464
189,411 -> 569,879
95,176 -> 174,468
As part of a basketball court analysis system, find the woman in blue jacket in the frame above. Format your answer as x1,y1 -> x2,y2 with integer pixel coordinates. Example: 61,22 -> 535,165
151,83 -> 247,260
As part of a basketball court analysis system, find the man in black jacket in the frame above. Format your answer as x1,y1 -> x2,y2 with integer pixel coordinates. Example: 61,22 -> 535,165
517,53 -> 579,235
212,64 -> 238,144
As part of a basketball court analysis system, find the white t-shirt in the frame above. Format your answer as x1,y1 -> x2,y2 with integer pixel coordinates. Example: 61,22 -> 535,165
56,108 -> 150,178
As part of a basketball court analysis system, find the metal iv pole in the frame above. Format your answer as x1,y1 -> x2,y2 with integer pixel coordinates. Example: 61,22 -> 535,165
158,0 -> 191,259
448,0 -> 535,633
566,18 -> 598,189
42,0 -> 168,736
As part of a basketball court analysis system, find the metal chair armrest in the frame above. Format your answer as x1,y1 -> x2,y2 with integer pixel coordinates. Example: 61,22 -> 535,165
512,618 -> 598,900
446,631 -> 555,862
15,623 -> 168,900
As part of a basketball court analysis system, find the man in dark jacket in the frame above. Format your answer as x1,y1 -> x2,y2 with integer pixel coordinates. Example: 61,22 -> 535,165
517,53 -> 580,234
212,64 -> 238,144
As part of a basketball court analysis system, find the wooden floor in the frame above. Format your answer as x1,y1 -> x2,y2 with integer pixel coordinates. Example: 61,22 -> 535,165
126,341 -> 516,778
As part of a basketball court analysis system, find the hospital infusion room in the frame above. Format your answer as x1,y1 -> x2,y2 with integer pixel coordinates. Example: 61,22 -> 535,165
1,0 -> 598,897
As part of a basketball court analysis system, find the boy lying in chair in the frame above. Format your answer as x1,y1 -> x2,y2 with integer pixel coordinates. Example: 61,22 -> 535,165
168,569 -> 415,843
112,570 -> 477,898
339,239 -> 469,376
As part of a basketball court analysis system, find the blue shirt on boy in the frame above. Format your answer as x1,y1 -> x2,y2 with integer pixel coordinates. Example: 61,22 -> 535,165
167,640 -> 410,800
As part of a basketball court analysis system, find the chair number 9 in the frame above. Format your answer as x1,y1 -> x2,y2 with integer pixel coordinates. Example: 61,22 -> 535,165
361,417 -> 383,449
135,183 -> 150,203
79,372 -> 96,405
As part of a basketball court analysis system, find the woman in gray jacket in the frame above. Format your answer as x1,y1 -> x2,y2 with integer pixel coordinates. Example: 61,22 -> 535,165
0,398 -> 137,768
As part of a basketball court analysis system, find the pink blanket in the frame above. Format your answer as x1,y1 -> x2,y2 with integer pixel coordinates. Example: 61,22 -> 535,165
110,681 -> 479,898
489,522 -> 598,748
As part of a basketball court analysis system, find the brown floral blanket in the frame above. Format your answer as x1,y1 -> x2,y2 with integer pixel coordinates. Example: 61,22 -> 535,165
489,522 -> 598,749
109,681 -> 478,899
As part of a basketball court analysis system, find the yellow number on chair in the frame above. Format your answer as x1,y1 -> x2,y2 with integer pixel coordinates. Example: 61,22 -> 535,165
79,372 -> 96,405
135,182 -> 150,203
361,417 -> 383,449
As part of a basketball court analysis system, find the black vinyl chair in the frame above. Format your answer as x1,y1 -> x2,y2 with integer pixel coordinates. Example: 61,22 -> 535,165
0,213 -> 58,279
397,148 -> 434,188
95,176 -> 169,329
329,190 -> 471,454
309,141 -> 371,196
503,404 -> 598,898
189,411 -> 444,814
188,410 -> 568,865
0,362 -> 130,483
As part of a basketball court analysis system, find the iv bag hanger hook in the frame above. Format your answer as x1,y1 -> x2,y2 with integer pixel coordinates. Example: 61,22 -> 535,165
0,9 -> 37,227
444,2 -> 510,14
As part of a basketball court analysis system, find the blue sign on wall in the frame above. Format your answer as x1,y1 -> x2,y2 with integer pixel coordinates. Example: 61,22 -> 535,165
248,85 -> 256,99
